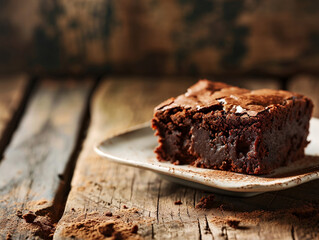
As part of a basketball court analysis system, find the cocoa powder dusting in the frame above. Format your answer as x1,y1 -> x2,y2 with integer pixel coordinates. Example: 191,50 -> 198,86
210,203 -> 319,231
60,211 -> 147,240
98,221 -> 115,237
62,218 -> 141,240
32,218 -> 56,240
196,194 -> 215,209
16,214 -> 56,240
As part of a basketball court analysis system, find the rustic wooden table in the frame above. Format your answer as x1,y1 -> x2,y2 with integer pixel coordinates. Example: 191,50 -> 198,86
0,75 -> 319,240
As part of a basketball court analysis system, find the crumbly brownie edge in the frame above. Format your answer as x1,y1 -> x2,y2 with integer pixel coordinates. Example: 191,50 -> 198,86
152,96 -> 313,175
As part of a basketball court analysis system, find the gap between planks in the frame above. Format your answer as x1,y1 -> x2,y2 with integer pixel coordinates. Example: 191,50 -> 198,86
0,74 -> 36,161
51,78 -> 101,223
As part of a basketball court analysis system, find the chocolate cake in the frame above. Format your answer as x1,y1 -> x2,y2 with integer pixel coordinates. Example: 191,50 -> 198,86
151,80 -> 313,175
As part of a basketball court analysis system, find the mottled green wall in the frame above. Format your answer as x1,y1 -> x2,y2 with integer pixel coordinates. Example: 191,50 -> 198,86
0,0 -> 319,75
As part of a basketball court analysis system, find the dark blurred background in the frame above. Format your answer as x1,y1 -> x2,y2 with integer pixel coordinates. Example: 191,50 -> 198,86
0,0 -> 319,78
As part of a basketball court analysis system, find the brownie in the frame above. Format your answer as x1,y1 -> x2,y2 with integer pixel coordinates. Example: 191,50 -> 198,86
151,80 -> 313,175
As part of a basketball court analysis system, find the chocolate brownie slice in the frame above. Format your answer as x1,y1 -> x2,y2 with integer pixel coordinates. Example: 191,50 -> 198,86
151,80 -> 313,175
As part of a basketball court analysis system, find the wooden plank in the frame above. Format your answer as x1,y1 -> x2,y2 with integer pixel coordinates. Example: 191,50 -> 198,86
0,79 -> 94,239
288,75 -> 319,118
52,78 -> 319,240
0,74 -> 30,159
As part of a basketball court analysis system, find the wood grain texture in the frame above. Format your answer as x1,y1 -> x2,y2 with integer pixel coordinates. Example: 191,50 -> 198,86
0,0 -> 319,75
0,79 -> 94,239
288,75 -> 319,118
0,75 -> 30,159
53,78 -> 198,239
52,78 -> 319,240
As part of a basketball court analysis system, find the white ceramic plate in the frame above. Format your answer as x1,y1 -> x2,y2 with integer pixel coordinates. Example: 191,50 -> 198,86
95,118 -> 319,197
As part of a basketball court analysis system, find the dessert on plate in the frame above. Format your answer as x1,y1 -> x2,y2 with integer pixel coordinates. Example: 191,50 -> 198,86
152,80 -> 313,175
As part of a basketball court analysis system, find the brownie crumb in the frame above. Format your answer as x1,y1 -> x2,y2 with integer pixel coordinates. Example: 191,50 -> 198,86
23,211 -> 37,223
113,231 -> 123,240
122,205 -> 128,209
71,208 -> 76,212
105,211 -> 113,217
196,194 -> 215,209
6,233 -> 12,240
16,210 -> 23,218
226,219 -> 240,229
174,200 -> 182,205
58,174 -> 64,180
98,221 -> 115,237
131,225 -> 138,234
76,223 -> 85,229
